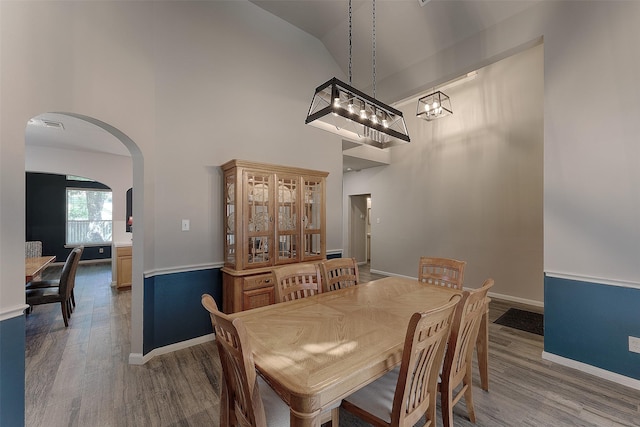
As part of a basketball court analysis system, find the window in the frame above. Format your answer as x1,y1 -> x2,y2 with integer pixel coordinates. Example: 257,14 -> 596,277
66,188 -> 113,245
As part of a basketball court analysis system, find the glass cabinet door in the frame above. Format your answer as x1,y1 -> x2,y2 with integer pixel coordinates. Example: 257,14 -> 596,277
302,178 -> 323,259
245,171 -> 273,268
275,175 -> 299,264
224,173 -> 236,265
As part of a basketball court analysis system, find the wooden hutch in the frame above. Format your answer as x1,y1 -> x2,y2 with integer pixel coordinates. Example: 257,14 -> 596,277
221,159 -> 328,313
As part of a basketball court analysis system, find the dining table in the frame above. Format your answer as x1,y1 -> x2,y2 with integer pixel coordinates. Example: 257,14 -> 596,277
231,275 -> 488,427
25,255 -> 56,283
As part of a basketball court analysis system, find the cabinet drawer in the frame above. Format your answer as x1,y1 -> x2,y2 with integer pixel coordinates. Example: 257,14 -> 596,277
243,273 -> 274,291
117,245 -> 132,256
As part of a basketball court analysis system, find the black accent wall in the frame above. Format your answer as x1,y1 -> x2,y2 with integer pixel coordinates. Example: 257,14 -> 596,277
26,172 -> 112,262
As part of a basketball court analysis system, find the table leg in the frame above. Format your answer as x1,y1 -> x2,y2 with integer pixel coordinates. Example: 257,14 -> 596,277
476,298 -> 490,391
289,399 -> 322,427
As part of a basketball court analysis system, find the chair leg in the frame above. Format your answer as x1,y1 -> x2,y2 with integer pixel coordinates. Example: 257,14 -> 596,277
71,290 -> 76,308
330,407 -> 339,426
61,301 -> 69,327
441,383 -> 454,427
463,369 -> 476,423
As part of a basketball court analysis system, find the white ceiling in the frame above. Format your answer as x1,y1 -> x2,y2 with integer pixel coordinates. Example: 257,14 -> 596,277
249,0 -> 540,90
26,113 -> 130,157
25,1 -> 541,172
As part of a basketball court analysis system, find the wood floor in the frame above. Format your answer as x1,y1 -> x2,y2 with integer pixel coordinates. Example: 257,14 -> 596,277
25,263 -> 640,426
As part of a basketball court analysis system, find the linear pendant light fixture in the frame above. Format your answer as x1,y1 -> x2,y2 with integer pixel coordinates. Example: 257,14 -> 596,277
305,0 -> 410,149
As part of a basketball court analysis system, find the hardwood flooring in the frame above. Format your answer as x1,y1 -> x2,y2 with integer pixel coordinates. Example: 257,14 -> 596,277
25,263 -> 640,426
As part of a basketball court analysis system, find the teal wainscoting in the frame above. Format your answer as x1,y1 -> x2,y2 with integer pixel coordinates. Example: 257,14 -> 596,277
0,315 -> 26,427
143,268 -> 222,354
544,274 -> 640,380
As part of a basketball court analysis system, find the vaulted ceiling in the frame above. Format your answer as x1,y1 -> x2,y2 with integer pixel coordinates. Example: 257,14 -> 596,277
249,0 -> 540,95
25,1 -> 542,172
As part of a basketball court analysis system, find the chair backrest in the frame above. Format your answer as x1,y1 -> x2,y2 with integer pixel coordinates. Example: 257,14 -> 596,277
320,257 -> 360,292
67,246 -> 84,294
418,257 -> 466,290
272,263 -> 322,303
390,296 -> 461,426
57,249 -> 80,297
442,279 -> 494,387
201,294 -> 267,427
25,241 -> 43,258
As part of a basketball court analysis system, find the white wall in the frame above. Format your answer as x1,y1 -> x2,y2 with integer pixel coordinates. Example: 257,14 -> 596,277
344,44 -> 544,303
375,1 -> 640,288
26,145 -> 133,244
0,1 -> 344,354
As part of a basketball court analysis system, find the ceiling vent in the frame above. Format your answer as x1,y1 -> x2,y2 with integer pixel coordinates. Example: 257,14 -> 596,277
42,120 -> 64,130
28,118 -> 65,130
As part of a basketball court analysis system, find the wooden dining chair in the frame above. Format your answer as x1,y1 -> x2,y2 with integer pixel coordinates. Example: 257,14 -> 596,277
439,278 -> 494,427
320,257 -> 360,292
272,263 -> 323,303
340,295 -> 461,427
418,256 -> 466,290
25,247 -> 80,327
201,294 -> 339,426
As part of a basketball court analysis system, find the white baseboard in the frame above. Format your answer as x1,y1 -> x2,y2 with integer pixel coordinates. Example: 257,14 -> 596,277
542,351 -> 640,391
129,333 -> 215,365
370,270 -> 544,308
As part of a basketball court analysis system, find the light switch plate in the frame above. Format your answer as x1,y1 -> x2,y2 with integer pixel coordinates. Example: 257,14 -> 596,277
181,219 -> 190,231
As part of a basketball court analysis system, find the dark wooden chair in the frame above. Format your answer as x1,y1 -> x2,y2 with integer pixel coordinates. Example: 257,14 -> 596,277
340,296 -> 460,427
27,246 -> 84,313
320,257 -> 360,292
439,279 -> 494,427
26,247 -> 81,327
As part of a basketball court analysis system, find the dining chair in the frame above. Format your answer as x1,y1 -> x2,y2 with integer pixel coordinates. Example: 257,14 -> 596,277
27,246 -> 84,313
320,257 -> 360,292
25,240 -> 44,280
340,295 -> 461,427
25,247 -> 80,327
201,294 -> 339,426
439,278 -> 494,427
272,263 -> 323,303
25,241 -> 43,258
417,256 -> 466,290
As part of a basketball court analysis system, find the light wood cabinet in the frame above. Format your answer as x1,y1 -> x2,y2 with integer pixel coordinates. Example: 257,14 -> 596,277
116,245 -> 132,289
221,159 -> 328,313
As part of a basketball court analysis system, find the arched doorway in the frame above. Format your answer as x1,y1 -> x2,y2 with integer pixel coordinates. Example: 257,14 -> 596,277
24,112 -> 144,356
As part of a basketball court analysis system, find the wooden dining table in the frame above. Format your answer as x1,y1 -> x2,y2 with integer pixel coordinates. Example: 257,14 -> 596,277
25,255 -> 56,283
232,275 -> 476,426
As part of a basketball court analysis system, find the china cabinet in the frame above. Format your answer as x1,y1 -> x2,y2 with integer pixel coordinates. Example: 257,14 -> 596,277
221,159 -> 328,313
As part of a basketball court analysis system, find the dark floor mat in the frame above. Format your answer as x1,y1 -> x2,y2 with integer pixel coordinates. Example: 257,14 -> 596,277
494,308 -> 544,336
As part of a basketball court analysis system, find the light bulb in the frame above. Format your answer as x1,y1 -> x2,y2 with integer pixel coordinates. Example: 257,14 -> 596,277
433,101 -> 439,109
333,97 -> 340,107
382,119 -> 388,128
424,103 -> 430,112
360,109 -> 367,119
348,103 -> 354,114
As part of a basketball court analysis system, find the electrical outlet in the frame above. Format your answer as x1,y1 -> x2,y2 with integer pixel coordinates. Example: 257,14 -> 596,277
629,336 -> 640,354
99,247 -> 104,254
181,219 -> 190,231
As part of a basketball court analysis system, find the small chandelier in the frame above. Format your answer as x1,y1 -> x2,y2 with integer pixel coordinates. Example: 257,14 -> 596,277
305,0 -> 410,148
416,90 -> 452,121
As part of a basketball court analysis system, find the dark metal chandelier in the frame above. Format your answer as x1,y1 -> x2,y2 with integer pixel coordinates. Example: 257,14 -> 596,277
305,0 -> 410,149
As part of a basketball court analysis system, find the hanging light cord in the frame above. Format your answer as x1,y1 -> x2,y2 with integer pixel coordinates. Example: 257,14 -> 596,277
348,0 -> 353,85
372,0 -> 376,98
